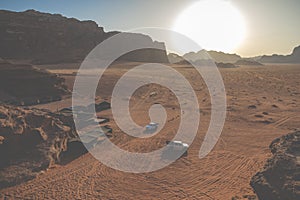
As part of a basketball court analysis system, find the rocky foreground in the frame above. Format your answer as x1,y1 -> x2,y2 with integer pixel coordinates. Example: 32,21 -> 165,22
0,104 -> 76,188
251,131 -> 300,200
0,102 -> 111,189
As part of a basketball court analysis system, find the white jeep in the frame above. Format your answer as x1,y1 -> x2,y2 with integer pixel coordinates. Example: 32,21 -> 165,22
165,140 -> 189,157
144,122 -> 159,133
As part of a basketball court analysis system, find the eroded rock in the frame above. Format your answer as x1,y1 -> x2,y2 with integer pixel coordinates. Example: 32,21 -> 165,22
0,104 -> 76,188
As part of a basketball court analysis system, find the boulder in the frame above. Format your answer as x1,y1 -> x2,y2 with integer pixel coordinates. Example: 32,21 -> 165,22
250,131 -> 300,200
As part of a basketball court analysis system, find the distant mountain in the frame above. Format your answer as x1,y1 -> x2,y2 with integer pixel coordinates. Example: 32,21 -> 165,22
184,50 -> 241,63
234,59 -> 263,66
168,53 -> 184,64
216,62 -> 238,68
258,45 -> 300,63
206,51 -> 242,63
0,9 -> 168,64
168,45 -> 300,65
168,50 -> 242,64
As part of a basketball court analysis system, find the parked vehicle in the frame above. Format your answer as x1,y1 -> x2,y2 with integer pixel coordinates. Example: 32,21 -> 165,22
165,140 -> 189,157
144,122 -> 159,133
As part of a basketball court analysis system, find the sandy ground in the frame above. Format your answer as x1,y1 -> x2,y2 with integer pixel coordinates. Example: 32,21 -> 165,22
1,63 -> 300,199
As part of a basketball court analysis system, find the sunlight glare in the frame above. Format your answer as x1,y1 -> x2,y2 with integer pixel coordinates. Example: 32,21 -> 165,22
173,0 -> 247,53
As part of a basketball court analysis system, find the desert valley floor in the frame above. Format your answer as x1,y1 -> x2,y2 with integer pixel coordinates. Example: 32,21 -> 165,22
1,63 -> 300,200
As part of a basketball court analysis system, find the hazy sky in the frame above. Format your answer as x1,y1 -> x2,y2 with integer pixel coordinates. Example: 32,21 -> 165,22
1,0 -> 300,57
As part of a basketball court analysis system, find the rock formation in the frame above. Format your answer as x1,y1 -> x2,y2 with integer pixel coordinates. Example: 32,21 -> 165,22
0,60 -> 69,105
250,131 -> 300,200
0,9 -> 169,64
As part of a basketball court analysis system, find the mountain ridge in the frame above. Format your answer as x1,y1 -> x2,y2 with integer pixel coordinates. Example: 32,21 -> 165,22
168,45 -> 300,64
258,45 -> 300,63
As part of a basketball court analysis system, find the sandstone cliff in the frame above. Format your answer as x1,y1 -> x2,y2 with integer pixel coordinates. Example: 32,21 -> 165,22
0,9 -> 168,64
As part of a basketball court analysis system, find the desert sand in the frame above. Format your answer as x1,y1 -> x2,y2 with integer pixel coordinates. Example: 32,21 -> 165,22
1,63 -> 299,199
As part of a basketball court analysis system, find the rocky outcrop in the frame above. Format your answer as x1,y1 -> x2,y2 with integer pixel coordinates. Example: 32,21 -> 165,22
250,131 -> 300,200
0,104 -> 76,188
0,60 -> 68,105
0,9 -> 168,64
259,45 -> 300,63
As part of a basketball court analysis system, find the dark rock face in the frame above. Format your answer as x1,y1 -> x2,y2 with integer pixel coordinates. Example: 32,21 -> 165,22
250,131 -> 300,200
0,61 -> 69,105
259,45 -> 300,63
0,9 -> 168,64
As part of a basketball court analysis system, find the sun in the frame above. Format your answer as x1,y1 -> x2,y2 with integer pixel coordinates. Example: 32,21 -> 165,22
173,0 -> 246,53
